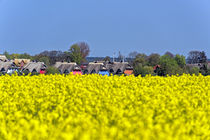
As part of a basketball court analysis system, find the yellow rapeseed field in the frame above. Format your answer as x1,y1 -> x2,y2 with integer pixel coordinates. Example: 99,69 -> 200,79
0,74 -> 210,140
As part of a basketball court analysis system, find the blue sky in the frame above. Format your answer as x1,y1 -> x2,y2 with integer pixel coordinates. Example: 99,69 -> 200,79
0,0 -> 210,57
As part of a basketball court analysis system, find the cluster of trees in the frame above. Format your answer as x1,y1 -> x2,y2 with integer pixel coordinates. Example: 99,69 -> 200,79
129,51 -> 209,76
3,42 -> 90,66
2,43 -> 209,76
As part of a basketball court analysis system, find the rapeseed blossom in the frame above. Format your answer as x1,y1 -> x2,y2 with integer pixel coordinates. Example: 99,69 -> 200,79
0,74 -> 209,140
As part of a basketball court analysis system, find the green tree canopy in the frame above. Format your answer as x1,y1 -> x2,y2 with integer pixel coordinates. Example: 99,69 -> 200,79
104,56 -> 111,62
133,53 -> 148,66
134,63 -> 154,76
69,44 -> 83,65
46,66 -> 60,75
174,54 -> 186,68
159,55 -> 179,76
147,53 -> 160,66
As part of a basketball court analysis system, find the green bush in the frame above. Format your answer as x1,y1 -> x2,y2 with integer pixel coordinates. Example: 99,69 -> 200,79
46,66 -> 60,75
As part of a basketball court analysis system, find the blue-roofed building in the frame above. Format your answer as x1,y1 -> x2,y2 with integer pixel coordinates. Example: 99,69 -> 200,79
99,67 -> 110,76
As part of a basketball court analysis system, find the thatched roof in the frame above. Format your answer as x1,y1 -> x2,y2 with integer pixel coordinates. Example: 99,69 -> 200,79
14,59 -> 30,67
54,62 -> 81,74
22,62 -> 46,73
54,62 -> 63,68
0,61 -> 13,72
0,55 -> 7,61
83,62 -> 104,74
106,62 -> 129,74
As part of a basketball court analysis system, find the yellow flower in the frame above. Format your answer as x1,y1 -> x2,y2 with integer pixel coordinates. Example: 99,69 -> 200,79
0,74 -> 209,139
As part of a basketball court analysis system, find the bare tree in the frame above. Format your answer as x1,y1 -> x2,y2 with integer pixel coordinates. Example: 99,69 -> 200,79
187,51 -> 201,64
128,51 -> 138,59
77,42 -> 90,61
199,51 -> 207,64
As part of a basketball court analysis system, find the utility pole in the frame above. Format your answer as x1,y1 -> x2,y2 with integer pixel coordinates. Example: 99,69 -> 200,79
113,52 -> 115,62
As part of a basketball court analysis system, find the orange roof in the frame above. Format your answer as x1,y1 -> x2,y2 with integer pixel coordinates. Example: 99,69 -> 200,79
124,69 -> 133,75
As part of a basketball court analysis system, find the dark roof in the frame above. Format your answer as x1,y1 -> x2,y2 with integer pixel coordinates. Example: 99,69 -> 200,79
84,62 -> 104,74
106,62 -> 129,74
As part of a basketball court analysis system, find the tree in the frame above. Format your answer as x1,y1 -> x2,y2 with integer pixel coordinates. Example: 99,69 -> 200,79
45,66 -> 60,75
143,66 -> 154,75
133,53 -> 147,66
186,66 -> 200,75
64,51 -> 71,62
35,50 -> 67,65
104,56 -> 111,62
69,44 -> 83,65
10,53 -> 20,59
187,51 -> 201,64
68,42 -> 90,64
134,63 -> 145,76
38,56 -> 50,66
78,42 -> 90,62
3,51 -> 12,60
147,53 -> 160,66
128,51 -> 138,59
165,51 -> 174,58
187,51 -> 208,75
199,51 -> 207,64
207,69 -> 210,75
18,53 -> 32,59
174,54 -> 186,68
133,63 -> 154,76
159,55 -> 179,76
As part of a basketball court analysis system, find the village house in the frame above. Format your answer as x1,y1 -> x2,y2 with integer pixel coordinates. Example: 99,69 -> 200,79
123,65 -> 134,76
54,62 -> 82,75
83,62 -> 104,74
105,62 -> 130,75
72,66 -> 82,75
98,66 -> 110,76
80,62 -> 89,70
0,61 -> 14,73
54,61 -> 133,76
22,62 -> 47,74
14,59 -> 30,68
0,55 -> 7,62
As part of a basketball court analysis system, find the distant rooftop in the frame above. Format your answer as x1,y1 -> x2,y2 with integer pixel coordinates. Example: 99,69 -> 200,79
0,55 -> 7,61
